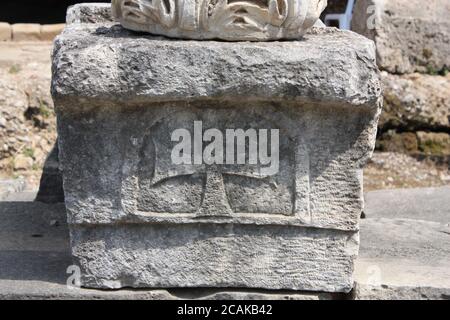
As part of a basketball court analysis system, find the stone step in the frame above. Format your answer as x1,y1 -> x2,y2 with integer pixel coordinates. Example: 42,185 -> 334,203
355,217 -> 450,300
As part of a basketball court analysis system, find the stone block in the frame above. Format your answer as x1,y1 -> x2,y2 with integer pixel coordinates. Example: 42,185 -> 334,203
352,0 -> 450,74
71,224 -> 359,291
13,154 -> 33,171
12,24 -> 41,42
0,22 -> 11,41
52,23 -> 381,292
40,24 -> 65,41
380,72 -> 450,131
0,179 -> 26,201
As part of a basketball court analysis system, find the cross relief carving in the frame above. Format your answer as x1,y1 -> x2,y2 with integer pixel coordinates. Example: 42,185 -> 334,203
120,109 -> 311,222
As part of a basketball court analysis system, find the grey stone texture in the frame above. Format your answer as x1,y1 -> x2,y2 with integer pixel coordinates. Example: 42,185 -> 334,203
352,0 -> 450,74
70,225 -> 358,291
52,22 -> 381,292
40,24 -> 65,41
36,2 -> 327,205
66,3 -> 113,25
354,217 -> 450,300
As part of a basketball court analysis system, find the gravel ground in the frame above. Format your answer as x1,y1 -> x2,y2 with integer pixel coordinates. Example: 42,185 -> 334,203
364,152 -> 450,191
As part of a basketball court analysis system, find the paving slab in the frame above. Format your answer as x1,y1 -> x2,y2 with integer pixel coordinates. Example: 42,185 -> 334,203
354,217 -> 450,300
51,21 -> 381,292
364,186 -> 450,223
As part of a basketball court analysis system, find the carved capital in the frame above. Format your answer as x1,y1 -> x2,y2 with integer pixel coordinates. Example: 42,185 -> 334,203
112,0 -> 327,40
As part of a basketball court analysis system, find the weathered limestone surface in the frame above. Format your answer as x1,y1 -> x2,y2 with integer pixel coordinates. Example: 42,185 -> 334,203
352,0 -> 450,74
380,71 -> 450,131
112,0 -> 327,41
35,3 -> 113,201
71,225 -> 358,291
52,22 -> 381,292
66,3 -> 113,24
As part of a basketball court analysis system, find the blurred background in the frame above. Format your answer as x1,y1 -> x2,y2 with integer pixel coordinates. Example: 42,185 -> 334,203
0,0 -> 449,198
0,0 -> 109,23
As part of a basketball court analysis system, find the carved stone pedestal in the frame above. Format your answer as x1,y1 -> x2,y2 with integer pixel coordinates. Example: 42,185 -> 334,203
52,22 -> 381,292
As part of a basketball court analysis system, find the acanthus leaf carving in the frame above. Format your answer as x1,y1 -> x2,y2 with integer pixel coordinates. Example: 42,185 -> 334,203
112,0 -> 328,41
114,0 -> 177,28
